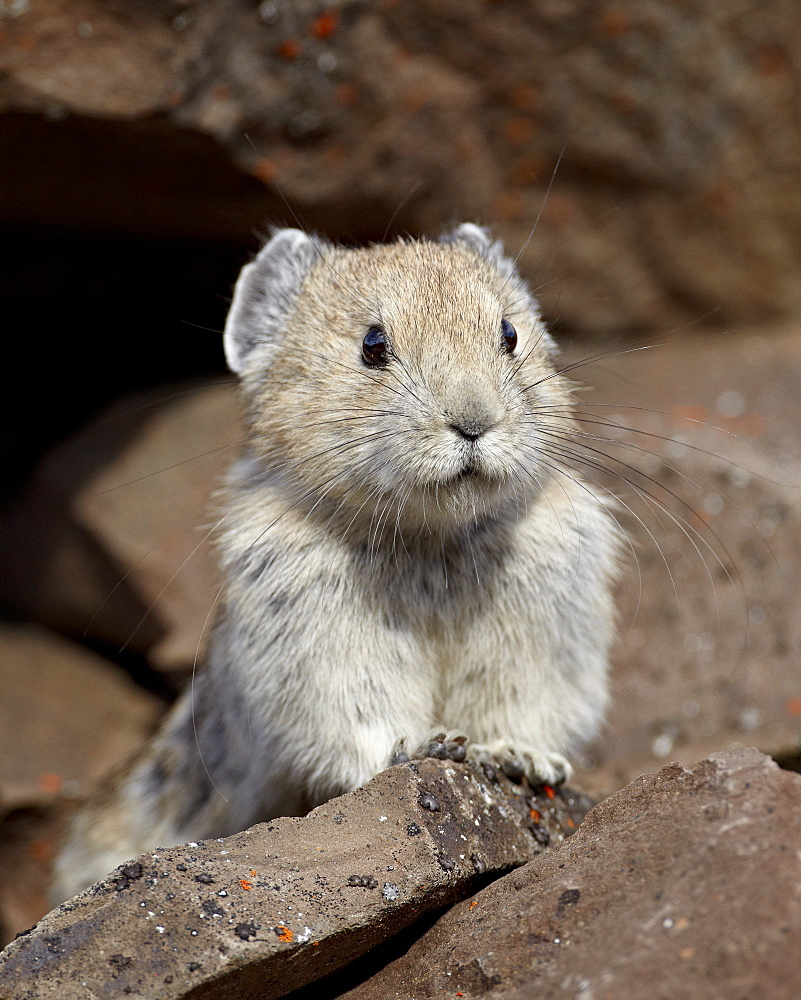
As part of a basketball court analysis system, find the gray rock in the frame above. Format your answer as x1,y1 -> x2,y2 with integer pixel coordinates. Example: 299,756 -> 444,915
342,748 -> 801,1000
0,759 -> 587,999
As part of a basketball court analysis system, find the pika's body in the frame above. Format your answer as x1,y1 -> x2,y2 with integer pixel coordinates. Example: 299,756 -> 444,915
54,225 -> 619,900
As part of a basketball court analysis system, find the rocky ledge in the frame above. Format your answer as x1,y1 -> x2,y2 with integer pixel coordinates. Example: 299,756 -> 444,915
0,758 -> 587,999
3,748 -> 800,999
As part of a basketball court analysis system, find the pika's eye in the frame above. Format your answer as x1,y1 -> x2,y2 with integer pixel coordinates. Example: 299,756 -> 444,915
501,319 -> 517,355
362,326 -> 389,366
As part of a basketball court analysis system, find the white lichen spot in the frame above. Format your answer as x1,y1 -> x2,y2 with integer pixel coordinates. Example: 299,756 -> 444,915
155,926 -> 165,934
716,390 -> 745,418
739,707 -> 761,732
652,733 -> 674,758
382,883 -> 399,901
663,918 -> 674,929
379,816 -> 388,822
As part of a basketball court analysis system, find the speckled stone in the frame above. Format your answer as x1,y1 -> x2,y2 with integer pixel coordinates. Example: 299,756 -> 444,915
0,759 -> 587,999
342,749 -> 801,1000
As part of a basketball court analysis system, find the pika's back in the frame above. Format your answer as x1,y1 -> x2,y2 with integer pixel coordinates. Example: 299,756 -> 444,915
223,225 -> 578,537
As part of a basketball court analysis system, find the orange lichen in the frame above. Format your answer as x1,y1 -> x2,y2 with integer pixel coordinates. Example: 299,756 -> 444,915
239,879 -> 252,890
541,193 -> 576,228
278,38 -> 301,60
508,83 -> 539,111
469,899 -> 479,910
530,808 -> 542,822
501,116 -> 536,148
787,697 -> 801,717
276,925 -> 293,943
494,191 -> 525,221
754,44 -> 787,77
508,154 -> 546,187
598,8 -> 632,39
335,82 -> 359,106
310,11 -> 338,39
612,87 -> 637,114
29,838 -> 55,863
253,158 -> 279,184
543,785 -> 555,800
38,773 -> 62,796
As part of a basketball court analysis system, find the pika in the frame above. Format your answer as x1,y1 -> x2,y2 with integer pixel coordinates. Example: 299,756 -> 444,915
53,224 -> 619,901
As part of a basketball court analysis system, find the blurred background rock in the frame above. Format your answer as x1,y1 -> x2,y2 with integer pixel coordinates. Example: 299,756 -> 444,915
1,0 -> 800,944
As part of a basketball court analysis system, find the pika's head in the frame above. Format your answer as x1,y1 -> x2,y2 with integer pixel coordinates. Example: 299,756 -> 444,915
224,225 -> 575,535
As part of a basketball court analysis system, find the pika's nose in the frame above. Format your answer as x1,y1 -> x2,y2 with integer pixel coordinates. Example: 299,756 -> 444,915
450,419 -> 489,441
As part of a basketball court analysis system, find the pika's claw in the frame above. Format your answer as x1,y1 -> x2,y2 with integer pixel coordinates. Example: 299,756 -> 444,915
467,741 -> 572,787
408,729 -> 470,763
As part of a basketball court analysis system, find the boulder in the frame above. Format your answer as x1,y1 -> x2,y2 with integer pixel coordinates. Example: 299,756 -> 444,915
0,383 -> 240,674
0,624 -> 163,811
342,748 -> 801,1000
0,625 -> 164,944
572,324 -> 801,795
1,1 -> 801,334
0,759 -> 588,999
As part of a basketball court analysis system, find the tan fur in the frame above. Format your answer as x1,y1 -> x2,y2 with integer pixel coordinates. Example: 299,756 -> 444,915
53,226 -> 620,902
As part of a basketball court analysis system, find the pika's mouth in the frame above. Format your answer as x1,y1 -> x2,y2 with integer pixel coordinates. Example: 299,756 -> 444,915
453,462 -> 479,480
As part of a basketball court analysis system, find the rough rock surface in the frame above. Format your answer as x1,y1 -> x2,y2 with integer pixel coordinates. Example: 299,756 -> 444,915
341,748 -> 801,1000
2,1 -> 801,334
0,759 -> 587,999
0,383 -> 240,673
0,625 -> 164,944
0,624 -> 163,810
573,325 -> 801,795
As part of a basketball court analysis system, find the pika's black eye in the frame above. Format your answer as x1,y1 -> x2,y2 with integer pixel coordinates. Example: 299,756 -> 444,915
362,326 -> 389,366
501,319 -> 517,354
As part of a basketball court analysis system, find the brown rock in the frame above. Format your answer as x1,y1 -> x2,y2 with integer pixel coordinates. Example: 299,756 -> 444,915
0,625 -> 164,945
0,760 -> 588,999
2,2 -> 801,333
0,383 -> 240,673
0,625 -> 163,810
341,749 -> 801,1000
570,324 -> 801,795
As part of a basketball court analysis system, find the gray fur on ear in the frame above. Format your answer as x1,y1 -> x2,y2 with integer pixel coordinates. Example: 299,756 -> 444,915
439,222 -> 494,254
224,228 -> 320,375
439,222 -> 516,279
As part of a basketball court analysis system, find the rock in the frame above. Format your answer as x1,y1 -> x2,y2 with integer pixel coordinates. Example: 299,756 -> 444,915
0,624 -> 164,810
570,323 -> 801,795
1,2 -> 801,334
0,624 -> 164,945
0,383 -> 240,673
340,748 -> 801,1000
0,759 -> 588,999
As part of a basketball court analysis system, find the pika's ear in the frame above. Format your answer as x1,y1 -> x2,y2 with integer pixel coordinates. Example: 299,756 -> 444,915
439,222 -> 494,255
439,222 -> 514,277
223,228 -> 320,375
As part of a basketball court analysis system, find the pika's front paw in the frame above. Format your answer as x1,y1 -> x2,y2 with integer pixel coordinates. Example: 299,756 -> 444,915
467,741 -> 572,787
389,729 -> 469,766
